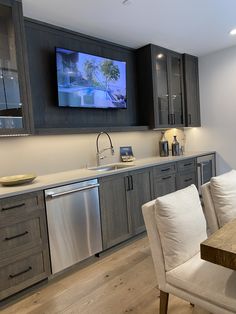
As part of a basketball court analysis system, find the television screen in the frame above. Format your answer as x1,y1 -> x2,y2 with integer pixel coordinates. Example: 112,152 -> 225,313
56,47 -> 127,109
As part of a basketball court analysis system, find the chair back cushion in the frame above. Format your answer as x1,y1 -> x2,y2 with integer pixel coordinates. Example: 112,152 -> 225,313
142,200 -> 167,290
201,182 -> 220,234
210,170 -> 236,227
155,184 -> 207,271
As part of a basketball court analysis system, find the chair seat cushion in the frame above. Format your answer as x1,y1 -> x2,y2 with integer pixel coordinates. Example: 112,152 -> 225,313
155,184 -> 207,271
210,170 -> 236,227
166,253 -> 236,313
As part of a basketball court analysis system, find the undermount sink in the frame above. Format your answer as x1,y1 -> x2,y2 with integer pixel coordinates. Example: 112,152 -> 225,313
88,163 -> 134,172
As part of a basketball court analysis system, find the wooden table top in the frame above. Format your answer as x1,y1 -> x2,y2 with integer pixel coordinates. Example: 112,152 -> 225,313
201,218 -> 236,271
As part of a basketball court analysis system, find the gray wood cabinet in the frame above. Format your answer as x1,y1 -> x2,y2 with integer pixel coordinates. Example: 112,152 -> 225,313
153,159 -> 198,197
176,170 -> 197,190
154,174 -> 176,198
99,159 -> 202,250
99,173 -> 132,249
0,191 -> 50,300
152,163 -> 176,198
127,168 -> 152,235
99,168 -> 152,249
176,158 -> 197,190
99,156 -> 215,249
0,0 -> 33,135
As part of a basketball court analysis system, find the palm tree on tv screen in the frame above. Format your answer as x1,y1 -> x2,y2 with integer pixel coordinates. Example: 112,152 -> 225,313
100,60 -> 120,96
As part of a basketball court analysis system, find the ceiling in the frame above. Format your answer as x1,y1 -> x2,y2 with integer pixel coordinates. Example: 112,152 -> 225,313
22,0 -> 236,56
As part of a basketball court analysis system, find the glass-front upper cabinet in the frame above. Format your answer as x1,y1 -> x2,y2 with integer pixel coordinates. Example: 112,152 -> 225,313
136,44 -> 185,128
169,53 -> 184,126
153,46 -> 184,128
154,50 -> 169,127
0,0 -> 32,135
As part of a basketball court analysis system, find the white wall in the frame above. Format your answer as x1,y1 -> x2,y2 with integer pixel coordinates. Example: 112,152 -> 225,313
0,127 -> 187,177
185,45 -> 236,174
0,131 -> 160,176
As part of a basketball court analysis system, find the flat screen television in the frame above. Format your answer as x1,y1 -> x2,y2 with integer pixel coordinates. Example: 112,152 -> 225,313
55,47 -> 127,109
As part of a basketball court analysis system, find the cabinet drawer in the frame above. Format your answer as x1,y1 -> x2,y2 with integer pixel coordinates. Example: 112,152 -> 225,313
177,158 -> 196,172
0,251 -> 48,300
0,217 -> 42,257
176,171 -> 197,190
154,174 -> 176,198
153,163 -> 176,177
0,192 -> 44,224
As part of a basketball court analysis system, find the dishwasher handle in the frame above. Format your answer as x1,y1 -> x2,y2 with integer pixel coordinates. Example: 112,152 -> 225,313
46,183 -> 100,198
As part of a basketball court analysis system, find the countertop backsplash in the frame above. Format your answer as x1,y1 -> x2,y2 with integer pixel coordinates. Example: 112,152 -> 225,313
0,131 -> 155,176
0,129 -> 188,177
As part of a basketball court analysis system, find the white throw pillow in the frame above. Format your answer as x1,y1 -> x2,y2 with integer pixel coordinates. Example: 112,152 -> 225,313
155,184 -> 207,272
210,170 -> 236,227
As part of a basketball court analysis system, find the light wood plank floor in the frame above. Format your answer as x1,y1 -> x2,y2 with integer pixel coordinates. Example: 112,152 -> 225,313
1,236 -> 209,314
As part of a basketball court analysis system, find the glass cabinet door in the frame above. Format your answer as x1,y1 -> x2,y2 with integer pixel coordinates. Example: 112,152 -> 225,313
154,51 -> 170,127
169,55 -> 184,125
0,0 -> 32,134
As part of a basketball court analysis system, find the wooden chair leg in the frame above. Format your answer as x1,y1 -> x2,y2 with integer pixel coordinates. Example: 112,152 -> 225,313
160,290 -> 169,314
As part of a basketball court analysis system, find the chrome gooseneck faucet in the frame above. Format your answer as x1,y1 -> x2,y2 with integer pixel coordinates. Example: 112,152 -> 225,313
96,132 -> 114,166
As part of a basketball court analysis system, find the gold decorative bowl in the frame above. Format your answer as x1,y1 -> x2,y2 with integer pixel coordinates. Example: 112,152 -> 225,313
0,173 -> 37,186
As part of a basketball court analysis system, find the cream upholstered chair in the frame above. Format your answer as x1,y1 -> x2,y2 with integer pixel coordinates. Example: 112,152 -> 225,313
142,184 -> 236,314
201,170 -> 236,234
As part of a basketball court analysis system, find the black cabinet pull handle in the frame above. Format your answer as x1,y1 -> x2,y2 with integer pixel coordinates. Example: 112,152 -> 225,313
188,114 -> 192,125
2,203 -> 25,211
9,266 -> 32,279
169,114 -> 174,125
128,176 -> 133,191
162,176 -> 171,180
125,176 -> 130,191
161,167 -> 171,172
184,178 -> 192,182
5,231 -> 28,241
184,163 -> 192,167
130,176 -> 133,190
173,113 -> 175,124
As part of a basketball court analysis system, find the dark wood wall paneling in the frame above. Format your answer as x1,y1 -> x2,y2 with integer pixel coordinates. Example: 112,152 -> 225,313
24,18 -> 147,134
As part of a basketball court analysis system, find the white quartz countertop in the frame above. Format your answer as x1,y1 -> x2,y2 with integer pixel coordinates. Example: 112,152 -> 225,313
0,151 -> 215,198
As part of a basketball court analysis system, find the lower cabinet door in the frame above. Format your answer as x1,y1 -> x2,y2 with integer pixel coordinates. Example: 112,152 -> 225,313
99,174 -> 132,250
153,174 -> 176,198
127,169 -> 152,235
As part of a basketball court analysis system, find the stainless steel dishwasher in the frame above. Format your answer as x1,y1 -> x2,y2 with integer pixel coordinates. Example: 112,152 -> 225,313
45,179 -> 102,274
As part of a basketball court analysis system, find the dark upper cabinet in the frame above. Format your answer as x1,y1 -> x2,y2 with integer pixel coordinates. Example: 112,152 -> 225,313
136,44 -> 185,128
0,0 -> 33,135
183,54 -> 201,127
